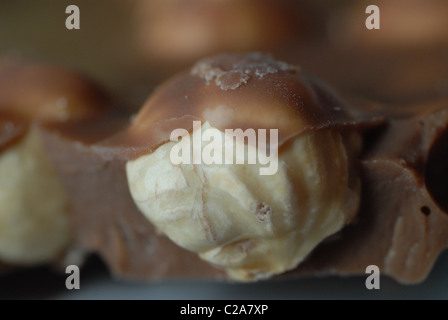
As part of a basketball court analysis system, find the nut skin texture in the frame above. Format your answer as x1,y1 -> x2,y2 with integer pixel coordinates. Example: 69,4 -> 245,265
125,53 -> 362,281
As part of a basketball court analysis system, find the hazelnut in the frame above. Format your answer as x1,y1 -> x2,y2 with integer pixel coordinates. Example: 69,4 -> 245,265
126,53 -> 362,281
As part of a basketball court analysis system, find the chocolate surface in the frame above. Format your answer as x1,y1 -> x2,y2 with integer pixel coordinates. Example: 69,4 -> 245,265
98,53 -> 366,161
135,0 -> 315,70
0,115 -> 27,154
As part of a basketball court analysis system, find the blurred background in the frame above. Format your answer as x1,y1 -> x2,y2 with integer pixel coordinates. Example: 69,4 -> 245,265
2,0 -> 447,108
1,0 -> 448,299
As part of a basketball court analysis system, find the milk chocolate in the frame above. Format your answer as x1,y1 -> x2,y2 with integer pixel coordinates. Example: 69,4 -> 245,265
85,55 -> 447,283
295,99 -> 448,283
329,0 -> 448,49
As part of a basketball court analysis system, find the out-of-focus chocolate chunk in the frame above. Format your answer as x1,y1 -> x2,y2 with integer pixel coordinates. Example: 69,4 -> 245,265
0,263 -> 11,275
105,53 -> 360,160
134,0 -> 318,73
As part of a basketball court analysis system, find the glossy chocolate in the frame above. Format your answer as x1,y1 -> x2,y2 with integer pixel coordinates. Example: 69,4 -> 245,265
0,60 -> 129,150
99,53 -> 366,160
0,61 -> 108,123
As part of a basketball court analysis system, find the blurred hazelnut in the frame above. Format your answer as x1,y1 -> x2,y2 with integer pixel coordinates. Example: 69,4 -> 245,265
0,61 -> 109,265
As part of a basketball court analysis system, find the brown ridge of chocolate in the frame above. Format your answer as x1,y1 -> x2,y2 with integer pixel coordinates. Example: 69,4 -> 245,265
0,263 -> 13,277
97,53 -> 375,161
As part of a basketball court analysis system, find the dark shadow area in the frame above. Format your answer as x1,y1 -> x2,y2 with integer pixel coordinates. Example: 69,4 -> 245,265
0,255 -> 109,300
1,251 -> 448,300
426,128 -> 448,214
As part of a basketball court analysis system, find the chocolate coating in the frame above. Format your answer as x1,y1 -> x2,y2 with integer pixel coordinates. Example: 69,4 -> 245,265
136,0 -> 312,68
101,53 -> 364,160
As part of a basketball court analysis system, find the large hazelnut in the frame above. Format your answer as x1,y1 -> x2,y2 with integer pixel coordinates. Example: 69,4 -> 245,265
126,53 -> 362,281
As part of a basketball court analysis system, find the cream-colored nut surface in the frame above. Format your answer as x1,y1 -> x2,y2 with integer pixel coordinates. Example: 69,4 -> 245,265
126,122 -> 358,281
0,127 -> 68,264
